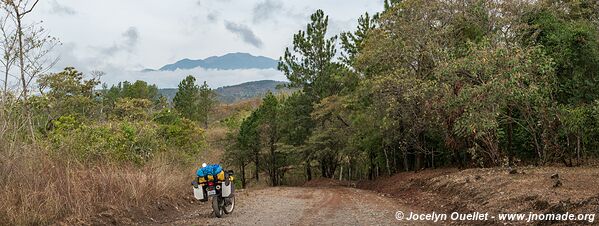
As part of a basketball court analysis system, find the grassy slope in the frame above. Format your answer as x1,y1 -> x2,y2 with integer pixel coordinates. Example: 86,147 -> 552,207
0,99 -> 262,225
0,147 -> 195,225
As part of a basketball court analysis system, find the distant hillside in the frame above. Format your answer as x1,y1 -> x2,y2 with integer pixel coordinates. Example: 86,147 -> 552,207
159,80 -> 290,104
145,53 -> 279,72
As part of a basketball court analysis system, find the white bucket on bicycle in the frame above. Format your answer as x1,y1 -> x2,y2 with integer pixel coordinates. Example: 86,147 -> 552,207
221,181 -> 234,198
193,184 -> 206,201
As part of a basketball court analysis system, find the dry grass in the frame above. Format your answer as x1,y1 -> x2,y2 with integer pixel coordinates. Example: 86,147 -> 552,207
211,98 -> 261,123
0,145 -> 194,225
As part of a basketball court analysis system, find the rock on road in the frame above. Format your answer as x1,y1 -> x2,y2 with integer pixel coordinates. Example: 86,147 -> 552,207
162,186 -> 426,226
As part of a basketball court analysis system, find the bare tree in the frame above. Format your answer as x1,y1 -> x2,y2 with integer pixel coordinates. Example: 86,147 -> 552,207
0,10 -> 16,99
1,0 -> 59,138
0,4 -> 17,141
2,0 -> 39,97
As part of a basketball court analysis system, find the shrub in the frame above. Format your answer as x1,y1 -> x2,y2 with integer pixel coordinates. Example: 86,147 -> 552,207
154,109 -> 206,159
112,98 -> 153,121
48,115 -> 165,164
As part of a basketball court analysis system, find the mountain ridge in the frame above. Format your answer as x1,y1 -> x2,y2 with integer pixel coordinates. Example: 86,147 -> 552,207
158,80 -> 290,104
144,52 -> 279,72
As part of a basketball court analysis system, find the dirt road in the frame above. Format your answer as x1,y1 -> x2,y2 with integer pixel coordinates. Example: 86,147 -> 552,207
158,186 -> 424,226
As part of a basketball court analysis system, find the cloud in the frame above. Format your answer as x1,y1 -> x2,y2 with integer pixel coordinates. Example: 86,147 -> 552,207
35,0 -> 385,88
206,11 -> 219,23
50,45 -> 286,89
122,27 -> 139,47
101,26 -> 139,56
53,42 -> 82,69
253,0 -> 283,23
224,21 -> 263,48
52,42 -> 115,74
49,0 -> 76,15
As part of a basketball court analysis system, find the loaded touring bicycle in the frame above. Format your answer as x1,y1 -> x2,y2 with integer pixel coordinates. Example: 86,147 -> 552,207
192,164 -> 235,218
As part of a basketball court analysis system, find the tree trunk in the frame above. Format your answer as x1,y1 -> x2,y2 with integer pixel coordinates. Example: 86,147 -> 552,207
1,61 -> 8,138
415,152 -> 423,172
348,165 -> 352,181
270,143 -> 277,186
16,11 -> 26,101
403,150 -> 409,172
2,61 -> 8,103
576,133 -> 581,166
507,106 -> 514,166
431,149 -> 435,169
368,151 -> 375,180
393,149 -> 398,172
240,163 -> 246,188
204,116 -> 208,129
14,9 -> 34,139
383,147 -> 391,176
254,151 -> 260,182
305,160 -> 312,181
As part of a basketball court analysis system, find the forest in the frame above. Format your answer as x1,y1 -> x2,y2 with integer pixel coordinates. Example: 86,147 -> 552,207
1,0 -> 599,224
224,0 -> 599,186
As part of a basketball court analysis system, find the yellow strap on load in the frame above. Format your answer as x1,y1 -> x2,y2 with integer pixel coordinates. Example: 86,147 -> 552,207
198,171 -> 228,183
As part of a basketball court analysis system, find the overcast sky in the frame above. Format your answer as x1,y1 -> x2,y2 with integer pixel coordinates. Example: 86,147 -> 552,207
27,0 -> 384,88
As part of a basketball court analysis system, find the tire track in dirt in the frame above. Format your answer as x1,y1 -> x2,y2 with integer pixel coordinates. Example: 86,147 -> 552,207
158,186 -> 429,226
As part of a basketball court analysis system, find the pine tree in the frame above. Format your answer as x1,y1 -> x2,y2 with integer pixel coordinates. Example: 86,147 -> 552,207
198,81 -> 217,128
340,12 -> 375,67
173,75 -> 200,121
278,9 -> 342,100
